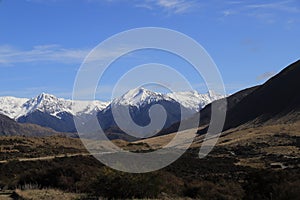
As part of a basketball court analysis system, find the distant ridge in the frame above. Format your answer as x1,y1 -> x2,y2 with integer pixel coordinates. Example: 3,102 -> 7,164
0,89 -> 223,135
162,60 -> 300,135
0,93 -> 109,132
224,60 -> 300,129
0,113 -> 61,136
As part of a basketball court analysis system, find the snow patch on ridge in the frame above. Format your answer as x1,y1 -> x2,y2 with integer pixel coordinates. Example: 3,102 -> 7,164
0,93 -> 109,120
0,88 -> 225,120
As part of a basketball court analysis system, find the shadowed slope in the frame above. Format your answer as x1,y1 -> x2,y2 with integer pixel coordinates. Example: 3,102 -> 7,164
0,114 -> 63,136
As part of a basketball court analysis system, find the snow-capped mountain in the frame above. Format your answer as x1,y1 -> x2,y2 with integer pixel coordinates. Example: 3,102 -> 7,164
109,87 -> 175,107
166,90 -> 225,112
109,87 -> 224,112
0,96 -> 28,119
0,88 -> 224,135
0,93 -> 109,120
0,93 -> 109,132
97,87 -> 225,138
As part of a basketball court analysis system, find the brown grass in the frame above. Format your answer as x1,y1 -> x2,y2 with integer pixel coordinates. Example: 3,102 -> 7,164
14,189 -> 82,200
132,121 -> 300,169
0,136 -> 88,161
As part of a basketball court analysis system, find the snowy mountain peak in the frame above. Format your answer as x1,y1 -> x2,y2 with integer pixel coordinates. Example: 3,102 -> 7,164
23,93 -> 68,116
36,92 -> 57,101
121,87 -> 158,101
0,93 -> 109,120
0,96 -> 29,119
112,87 -> 173,107
26,93 -> 60,108
166,90 -> 225,112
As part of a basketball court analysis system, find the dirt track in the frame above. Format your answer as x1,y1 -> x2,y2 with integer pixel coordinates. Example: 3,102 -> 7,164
0,153 -> 92,164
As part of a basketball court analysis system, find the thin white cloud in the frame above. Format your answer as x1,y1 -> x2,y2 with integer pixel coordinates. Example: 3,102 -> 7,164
220,0 -> 300,25
151,0 -> 197,14
0,44 -> 89,65
0,44 -> 130,65
245,1 -> 300,13
107,0 -> 199,14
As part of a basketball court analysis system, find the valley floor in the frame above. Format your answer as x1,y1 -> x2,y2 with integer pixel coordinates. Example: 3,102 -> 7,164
0,121 -> 299,199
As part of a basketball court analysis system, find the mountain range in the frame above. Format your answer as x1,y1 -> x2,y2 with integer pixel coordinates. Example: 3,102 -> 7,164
1,60 -> 299,139
0,93 -> 109,133
0,89 -> 223,136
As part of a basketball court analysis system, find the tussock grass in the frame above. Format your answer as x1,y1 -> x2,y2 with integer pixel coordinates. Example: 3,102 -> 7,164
14,189 -> 82,200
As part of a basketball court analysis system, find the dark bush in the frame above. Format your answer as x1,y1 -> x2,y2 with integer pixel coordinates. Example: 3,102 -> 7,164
18,166 -> 81,191
244,169 -> 300,200
88,167 -> 162,199
183,180 -> 244,200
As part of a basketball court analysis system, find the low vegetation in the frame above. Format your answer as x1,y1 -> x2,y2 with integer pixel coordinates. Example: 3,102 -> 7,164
0,122 -> 299,199
0,135 -> 87,161
13,189 -> 82,200
0,148 -> 299,199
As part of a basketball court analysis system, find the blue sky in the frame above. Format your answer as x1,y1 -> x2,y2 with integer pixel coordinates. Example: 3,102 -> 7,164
0,0 -> 299,101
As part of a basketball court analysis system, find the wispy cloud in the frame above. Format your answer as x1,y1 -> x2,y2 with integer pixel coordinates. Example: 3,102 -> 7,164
256,71 -> 276,81
115,0 -> 300,17
0,44 -> 89,65
110,0 -> 200,14
221,0 -> 300,24
245,1 -> 300,13
0,44 -> 130,66
222,10 -> 236,17
148,0 -> 198,14
0,86 -> 49,98
240,38 -> 261,53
